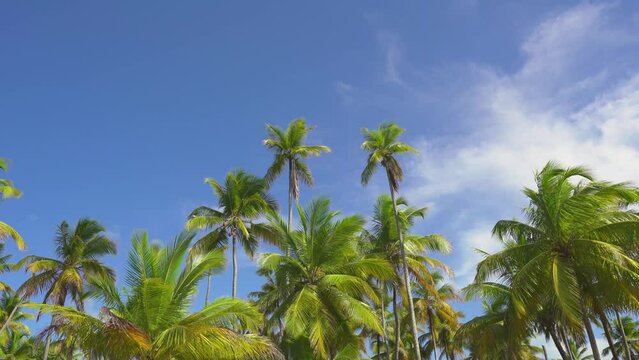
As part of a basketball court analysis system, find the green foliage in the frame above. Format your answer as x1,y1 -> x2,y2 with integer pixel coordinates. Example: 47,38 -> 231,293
255,197 -> 394,359
0,158 -> 24,250
31,230 -> 282,360
263,118 -> 331,198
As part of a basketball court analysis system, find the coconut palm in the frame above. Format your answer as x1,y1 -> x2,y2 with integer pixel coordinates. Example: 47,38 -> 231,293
0,158 -> 25,250
256,197 -> 395,359
603,315 -> 639,359
30,230 -> 282,360
17,218 -> 116,359
414,272 -> 460,360
361,122 -> 423,360
263,118 -> 331,231
362,194 -> 452,358
475,162 -> 639,360
186,170 -> 277,300
362,193 -> 450,359
457,282 -> 541,360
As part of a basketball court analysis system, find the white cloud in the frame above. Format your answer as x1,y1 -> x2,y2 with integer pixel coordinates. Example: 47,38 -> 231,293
378,31 -> 405,86
390,4 -> 639,288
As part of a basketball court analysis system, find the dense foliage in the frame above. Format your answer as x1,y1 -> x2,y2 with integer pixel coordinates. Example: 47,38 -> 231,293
2,122 -> 639,360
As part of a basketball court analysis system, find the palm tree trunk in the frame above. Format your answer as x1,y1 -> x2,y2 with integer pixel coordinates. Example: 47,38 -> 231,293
205,271 -> 211,306
561,327 -> 576,360
43,318 -> 54,360
428,312 -> 437,360
542,345 -> 549,360
582,305 -> 602,360
380,282 -> 390,360
288,159 -> 293,233
386,172 -> 422,360
550,328 -> 570,360
0,301 -> 19,335
377,334 -> 381,360
232,235 -> 237,299
393,287 -> 400,360
616,310 -> 633,360
597,308 -> 620,359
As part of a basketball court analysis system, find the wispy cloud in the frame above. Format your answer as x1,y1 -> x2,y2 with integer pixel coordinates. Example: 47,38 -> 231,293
354,3 -> 639,287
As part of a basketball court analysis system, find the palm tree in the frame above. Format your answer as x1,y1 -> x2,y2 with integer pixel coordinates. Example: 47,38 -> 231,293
361,123 -> 422,360
475,162 -> 639,360
17,218 -> 116,360
187,170 -> 277,299
603,315 -> 639,359
0,158 -> 25,250
457,282 -> 541,360
362,194 -> 451,359
263,118 -> 331,232
414,272 -> 460,360
30,230 -> 282,360
256,197 -> 395,359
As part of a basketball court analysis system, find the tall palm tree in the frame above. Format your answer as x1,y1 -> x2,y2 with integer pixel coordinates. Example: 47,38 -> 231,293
476,162 -> 639,360
362,194 -> 451,359
256,197 -> 395,359
263,118 -> 331,231
17,218 -> 116,360
414,272 -> 460,360
187,170 -> 277,299
0,158 -> 25,250
361,122 -> 422,360
30,231 -> 282,360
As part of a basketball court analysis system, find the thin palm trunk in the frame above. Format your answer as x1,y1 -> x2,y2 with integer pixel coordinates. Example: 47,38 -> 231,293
543,345 -> 549,360
428,311 -> 437,360
562,327 -> 576,360
232,235 -> 237,299
393,287 -> 400,360
288,159 -> 293,233
0,301 -> 19,335
551,327 -> 570,360
582,306 -> 602,360
380,282 -> 390,360
597,308 -> 620,360
386,171 -> 422,360
377,334 -> 381,360
616,310 -> 633,360
205,271 -> 211,306
42,317 -> 54,360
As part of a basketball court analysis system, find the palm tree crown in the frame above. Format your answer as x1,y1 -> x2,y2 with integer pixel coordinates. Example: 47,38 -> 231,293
187,169 -> 277,298
361,123 -> 417,193
475,162 -> 639,359
18,218 -> 116,310
263,118 -> 331,230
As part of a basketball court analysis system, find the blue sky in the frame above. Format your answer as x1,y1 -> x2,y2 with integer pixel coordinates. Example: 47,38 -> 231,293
3,1 -> 639,356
